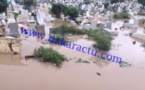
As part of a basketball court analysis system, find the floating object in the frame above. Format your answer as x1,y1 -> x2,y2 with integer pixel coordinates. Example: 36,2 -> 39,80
133,41 -> 136,44
25,55 -> 38,60
96,72 -> 101,76
82,60 -> 90,63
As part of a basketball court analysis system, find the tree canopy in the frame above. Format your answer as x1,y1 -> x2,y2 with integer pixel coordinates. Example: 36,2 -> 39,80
113,11 -> 130,19
64,6 -> 80,20
34,46 -> 65,66
51,3 -> 66,18
23,0 -> 34,7
111,0 -> 125,4
0,0 -> 8,13
85,0 -> 91,4
138,0 -> 145,6
94,30 -> 112,51
51,4 -> 80,19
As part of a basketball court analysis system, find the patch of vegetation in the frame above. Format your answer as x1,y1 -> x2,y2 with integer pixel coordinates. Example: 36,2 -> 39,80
5,11 -> 7,16
29,21 -> 35,24
19,11 -> 21,14
55,34 -> 64,39
33,1 -> 38,8
138,0 -> 145,6
113,11 -> 130,19
85,0 -> 91,4
111,0 -> 125,4
87,30 -> 112,51
64,6 -> 80,20
54,34 -> 68,45
51,23 -> 85,36
51,3 -> 66,18
96,23 -> 100,27
23,0 -> 34,7
86,29 -> 98,38
51,4 -> 80,19
13,12 -> 19,20
84,22 -> 91,24
34,46 -> 65,66
51,24 -> 112,51
141,42 -> 145,48
5,18 -> 7,22
0,24 -> 5,28
0,0 -> 8,13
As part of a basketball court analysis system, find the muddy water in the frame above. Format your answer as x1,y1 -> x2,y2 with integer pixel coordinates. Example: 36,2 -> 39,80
0,20 -> 145,90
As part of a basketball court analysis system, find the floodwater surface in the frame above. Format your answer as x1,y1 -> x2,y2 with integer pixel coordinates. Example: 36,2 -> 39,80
0,20 -> 145,90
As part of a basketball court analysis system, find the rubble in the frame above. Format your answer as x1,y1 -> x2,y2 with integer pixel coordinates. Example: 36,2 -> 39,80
120,61 -> 132,67
75,58 -> 90,64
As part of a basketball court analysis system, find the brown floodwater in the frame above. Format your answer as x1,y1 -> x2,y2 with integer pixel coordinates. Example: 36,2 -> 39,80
0,20 -> 145,90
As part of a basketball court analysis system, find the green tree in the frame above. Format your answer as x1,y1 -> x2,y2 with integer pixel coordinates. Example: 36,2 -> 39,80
34,46 -> 65,66
111,0 -> 125,4
85,0 -> 91,4
52,23 -> 85,36
113,11 -> 130,19
51,3 -> 66,18
0,0 -> 8,13
138,0 -> 145,6
23,0 -> 34,10
64,6 -> 80,20
141,42 -> 145,48
93,30 -> 112,51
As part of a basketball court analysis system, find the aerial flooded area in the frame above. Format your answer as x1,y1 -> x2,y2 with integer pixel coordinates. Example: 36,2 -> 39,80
0,0 -> 145,90
0,21 -> 145,90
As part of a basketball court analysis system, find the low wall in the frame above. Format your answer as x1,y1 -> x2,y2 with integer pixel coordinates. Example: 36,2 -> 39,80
0,37 -> 22,53
132,33 -> 145,42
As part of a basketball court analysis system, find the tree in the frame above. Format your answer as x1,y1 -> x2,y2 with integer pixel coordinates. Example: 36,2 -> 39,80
51,3 -> 66,18
138,0 -> 145,6
0,0 -> 8,13
23,0 -> 34,10
34,46 -> 65,66
141,43 -> 145,48
93,30 -> 112,51
64,6 -> 80,20
111,0 -> 125,4
113,11 -> 130,19
52,23 -> 85,36
85,0 -> 91,4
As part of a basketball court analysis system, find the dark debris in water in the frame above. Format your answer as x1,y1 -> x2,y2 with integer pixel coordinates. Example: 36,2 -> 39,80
120,61 -> 132,67
96,72 -> 101,76
75,58 -> 90,64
